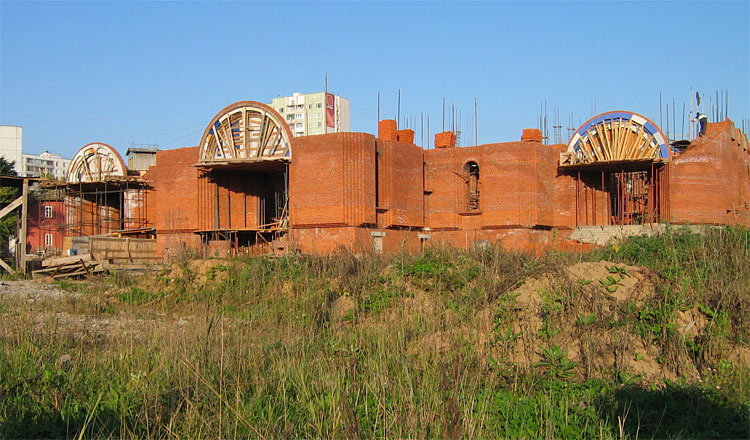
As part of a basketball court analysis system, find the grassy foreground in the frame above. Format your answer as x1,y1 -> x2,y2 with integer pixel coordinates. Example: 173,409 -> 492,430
1,227 -> 748,438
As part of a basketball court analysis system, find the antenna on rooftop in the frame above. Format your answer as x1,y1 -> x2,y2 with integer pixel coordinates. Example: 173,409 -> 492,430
325,72 -> 328,94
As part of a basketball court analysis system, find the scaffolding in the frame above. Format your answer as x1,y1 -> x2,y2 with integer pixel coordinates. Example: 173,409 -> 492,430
39,176 -> 152,246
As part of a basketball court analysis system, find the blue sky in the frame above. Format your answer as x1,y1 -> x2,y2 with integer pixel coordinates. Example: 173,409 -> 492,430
1,1 -> 748,157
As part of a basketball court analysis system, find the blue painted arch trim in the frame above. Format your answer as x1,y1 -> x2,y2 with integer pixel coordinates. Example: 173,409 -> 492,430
568,111 -> 670,160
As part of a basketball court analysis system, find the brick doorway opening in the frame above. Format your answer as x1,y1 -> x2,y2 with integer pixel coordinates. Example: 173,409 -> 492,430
197,164 -> 289,255
573,163 -> 669,227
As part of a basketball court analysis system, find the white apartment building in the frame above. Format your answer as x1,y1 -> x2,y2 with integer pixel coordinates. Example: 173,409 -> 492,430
22,151 -> 71,179
270,92 -> 350,137
0,125 -> 23,174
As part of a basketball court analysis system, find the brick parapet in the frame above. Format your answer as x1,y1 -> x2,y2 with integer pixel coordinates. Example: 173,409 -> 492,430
378,120 -> 397,141
434,131 -> 456,148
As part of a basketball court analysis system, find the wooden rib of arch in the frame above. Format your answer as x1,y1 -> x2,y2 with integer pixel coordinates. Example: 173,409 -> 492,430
66,143 -> 126,183
572,118 -> 660,164
199,104 -> 291,164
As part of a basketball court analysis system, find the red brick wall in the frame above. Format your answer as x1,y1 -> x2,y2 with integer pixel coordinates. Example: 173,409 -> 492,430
140,119 -> 748,257
148,146 -> 201,256
424,141 -> 567,230
289,226 -> 422,254
290,133 -> 376,227
428,227 -> 575,255
376,139 -> 424,228
289,226 -> 358,253
670,120 -> 750,226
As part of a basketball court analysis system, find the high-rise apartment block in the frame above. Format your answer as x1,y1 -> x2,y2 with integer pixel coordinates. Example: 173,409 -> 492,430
270,92 -> 350,137
22,151 -> 71,179
0,125 -> 23,173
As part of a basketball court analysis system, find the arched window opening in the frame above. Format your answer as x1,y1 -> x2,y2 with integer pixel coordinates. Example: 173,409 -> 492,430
465,161 -> 480,211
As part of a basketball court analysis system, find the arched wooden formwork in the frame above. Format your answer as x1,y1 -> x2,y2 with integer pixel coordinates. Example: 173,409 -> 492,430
198,101 -> 292,165
66,142 -> 128,183
564,111 -> 670,166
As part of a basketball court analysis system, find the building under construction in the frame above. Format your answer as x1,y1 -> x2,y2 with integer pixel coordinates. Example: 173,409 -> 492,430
25,99 -> 750,260
29,143 -> 152,257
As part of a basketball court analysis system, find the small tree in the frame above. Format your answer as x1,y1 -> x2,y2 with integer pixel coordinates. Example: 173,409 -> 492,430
0,157 -> 20,261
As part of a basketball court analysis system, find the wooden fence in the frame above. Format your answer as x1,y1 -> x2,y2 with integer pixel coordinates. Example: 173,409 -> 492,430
89,237 -> 157,264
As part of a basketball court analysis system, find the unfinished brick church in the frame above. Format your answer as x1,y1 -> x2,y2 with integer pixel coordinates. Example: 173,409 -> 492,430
37,99 -> 750,259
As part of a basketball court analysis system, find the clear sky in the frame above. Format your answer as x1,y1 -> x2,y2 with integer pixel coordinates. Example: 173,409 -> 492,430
1,0 -> 748,157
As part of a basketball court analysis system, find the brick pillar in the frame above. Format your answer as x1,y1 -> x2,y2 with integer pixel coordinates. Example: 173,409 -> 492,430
434,131 -> 456,148
396,129 -> 415,144
378,119 -> 398,141
521,128 -> 543,142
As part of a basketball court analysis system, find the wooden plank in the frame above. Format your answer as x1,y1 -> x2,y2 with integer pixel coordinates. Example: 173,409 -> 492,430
596,123 -> 611,161
0,258 -> 15,273
19,179 -> 28,274
0,195 -> 24,220
80,259 -> 91,278
51,267 -> 104,280
43,253 -> 93,268
102,261 -> 160,270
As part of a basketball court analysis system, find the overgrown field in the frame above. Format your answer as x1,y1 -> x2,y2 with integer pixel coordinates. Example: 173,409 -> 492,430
1,227 -> 748,438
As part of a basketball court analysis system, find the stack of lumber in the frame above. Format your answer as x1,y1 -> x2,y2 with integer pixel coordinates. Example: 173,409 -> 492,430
32,254 -> 104,280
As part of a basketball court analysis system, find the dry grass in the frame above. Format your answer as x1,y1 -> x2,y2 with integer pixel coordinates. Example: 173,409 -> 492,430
0,228 -> 748,438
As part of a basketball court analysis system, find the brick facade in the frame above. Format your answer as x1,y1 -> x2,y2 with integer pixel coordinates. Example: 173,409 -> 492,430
58,115 -> 748,258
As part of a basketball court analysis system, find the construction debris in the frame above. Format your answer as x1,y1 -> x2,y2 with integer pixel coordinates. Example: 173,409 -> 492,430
32,256 -> 104,280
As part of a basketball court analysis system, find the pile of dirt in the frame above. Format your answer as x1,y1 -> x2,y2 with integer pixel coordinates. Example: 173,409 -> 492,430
166,258 -> 231,286
405,260 -> 725,382
499,261 -> 687,380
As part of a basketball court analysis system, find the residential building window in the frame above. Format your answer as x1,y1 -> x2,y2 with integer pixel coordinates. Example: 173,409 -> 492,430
317,122 -> 322,127
44,234 -> 53,247
44,206 -> 53,218
308,104 -> 312,109
279,108 -> 284,113
317,113 -> 322,118
317,103 -> 322,108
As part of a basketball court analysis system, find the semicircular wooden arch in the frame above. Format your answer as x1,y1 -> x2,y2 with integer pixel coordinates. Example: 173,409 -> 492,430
198,101 -> 292,165
65,142 -> 128,183
566,111 -> 670,165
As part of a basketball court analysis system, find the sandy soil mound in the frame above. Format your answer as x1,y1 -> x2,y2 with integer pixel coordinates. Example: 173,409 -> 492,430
406,260 -> 722,382
498,260 -> 683,380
